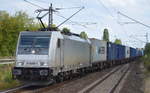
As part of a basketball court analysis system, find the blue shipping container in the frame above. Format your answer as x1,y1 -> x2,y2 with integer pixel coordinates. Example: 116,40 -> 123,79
116,44 -> 125,60
107,42 -> 117,61
130,47 -> 136,57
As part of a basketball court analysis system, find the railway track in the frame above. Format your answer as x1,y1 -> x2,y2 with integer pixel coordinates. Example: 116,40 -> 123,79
0,84 -> 31,93
79,63 -> 130,93
1,76 -> 77,93
5,79 -> 76,93
110,65 -> 130,93
1,63 -> 130,93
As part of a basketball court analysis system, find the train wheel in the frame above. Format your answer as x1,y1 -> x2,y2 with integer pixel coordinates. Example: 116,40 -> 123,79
56,73 -> 64,83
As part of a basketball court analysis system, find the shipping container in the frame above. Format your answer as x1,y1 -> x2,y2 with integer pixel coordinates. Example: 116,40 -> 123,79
107,42 -> 117,61
125,46 -> 130,58
116,44 -> 125,60
130,47 -> 136,57
136,49 -> 143,56
90,39 -> 107,63
141,50 -> 144,56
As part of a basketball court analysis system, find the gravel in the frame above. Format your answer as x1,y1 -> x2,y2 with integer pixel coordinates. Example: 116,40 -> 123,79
88,64 -> 129,93
42,66 -> 118,93
119,61 -> 144,93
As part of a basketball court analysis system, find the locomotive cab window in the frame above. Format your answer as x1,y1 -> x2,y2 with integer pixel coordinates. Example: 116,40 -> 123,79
18,35 -> 51,55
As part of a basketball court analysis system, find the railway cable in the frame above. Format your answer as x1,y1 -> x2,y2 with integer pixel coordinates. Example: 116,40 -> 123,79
56,7 -> 84,28
24,0 -> 86,31
23,0 -> 45,9
29,0 -> 49,4
97,0 -> 115,19
97,1 -> 146,47
118,11 -> 150,29
54,13 -> 90,28
25,0 -> 83,10
95,0 -> 123,41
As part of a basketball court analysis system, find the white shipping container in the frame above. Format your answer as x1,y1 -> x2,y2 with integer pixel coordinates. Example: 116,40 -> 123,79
125,46 -> 130,58
90,39 -> 107,63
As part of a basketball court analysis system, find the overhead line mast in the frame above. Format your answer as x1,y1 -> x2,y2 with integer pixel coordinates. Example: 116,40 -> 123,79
146,33 -> 149,43
24,0 -> 85,31
36,3 -> 84,31
49,3 -> 53,29
36,3 -> 57,31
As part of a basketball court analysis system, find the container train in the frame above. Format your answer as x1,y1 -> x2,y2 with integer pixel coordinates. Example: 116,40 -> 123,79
12,31 -> 143,85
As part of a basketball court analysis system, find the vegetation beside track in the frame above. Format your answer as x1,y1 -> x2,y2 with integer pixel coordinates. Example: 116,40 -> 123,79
142,55 -> 150,93
142,55 -> 150,74
0,11 -> 40,57
0,64 -> 21,90
143,43 -> 150,74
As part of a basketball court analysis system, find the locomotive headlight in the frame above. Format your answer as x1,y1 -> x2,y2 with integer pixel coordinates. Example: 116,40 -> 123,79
17,62 -> 24,66
40,62 -> 48,66
31,50 -> 35,54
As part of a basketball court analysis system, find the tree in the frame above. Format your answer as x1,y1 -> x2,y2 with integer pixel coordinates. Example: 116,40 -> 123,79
80,31 -> 88,39
62,27 -> 70,34
50,24 -> 59,31
103,28 -> 109,42
114,39 -> 122,45
0,11 -> 40,57
144,43 -> 150,56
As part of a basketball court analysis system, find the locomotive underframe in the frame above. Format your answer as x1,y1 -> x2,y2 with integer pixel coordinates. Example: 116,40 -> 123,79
12,57 -> 139,83
12,67 -> 53,81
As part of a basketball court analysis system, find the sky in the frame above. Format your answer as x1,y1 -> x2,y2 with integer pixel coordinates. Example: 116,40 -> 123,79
0,0 -> 150,48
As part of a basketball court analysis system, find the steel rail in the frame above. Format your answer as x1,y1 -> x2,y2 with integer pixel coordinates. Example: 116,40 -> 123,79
0,84 -> 31,93
79,64 -> 129,93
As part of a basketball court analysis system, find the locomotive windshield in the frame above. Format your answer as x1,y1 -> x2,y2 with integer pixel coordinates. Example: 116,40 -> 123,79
17,35 -> 50,55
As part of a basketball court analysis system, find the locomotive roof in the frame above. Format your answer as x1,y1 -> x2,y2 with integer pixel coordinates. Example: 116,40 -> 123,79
20,31 -> 91,43
63,34 -> 91,44
20,31 -> 52,35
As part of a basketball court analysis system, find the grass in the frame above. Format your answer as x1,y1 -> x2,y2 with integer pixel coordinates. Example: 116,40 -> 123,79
145,77 -> 150,93
0,64 -> 21,91
142,55 -> 150,74
142,55 -> 150,93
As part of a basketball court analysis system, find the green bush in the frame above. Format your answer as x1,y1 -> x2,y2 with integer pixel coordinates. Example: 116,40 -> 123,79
143,55 -> 150,72
4,71 -> 12,83
0,64 -> 20,90
0,11 -> 40,57
80,31 -> 88,39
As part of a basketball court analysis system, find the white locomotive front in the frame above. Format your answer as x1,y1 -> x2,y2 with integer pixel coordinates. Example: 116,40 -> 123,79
13,31 -> 54,84
12,31 -> 91,84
